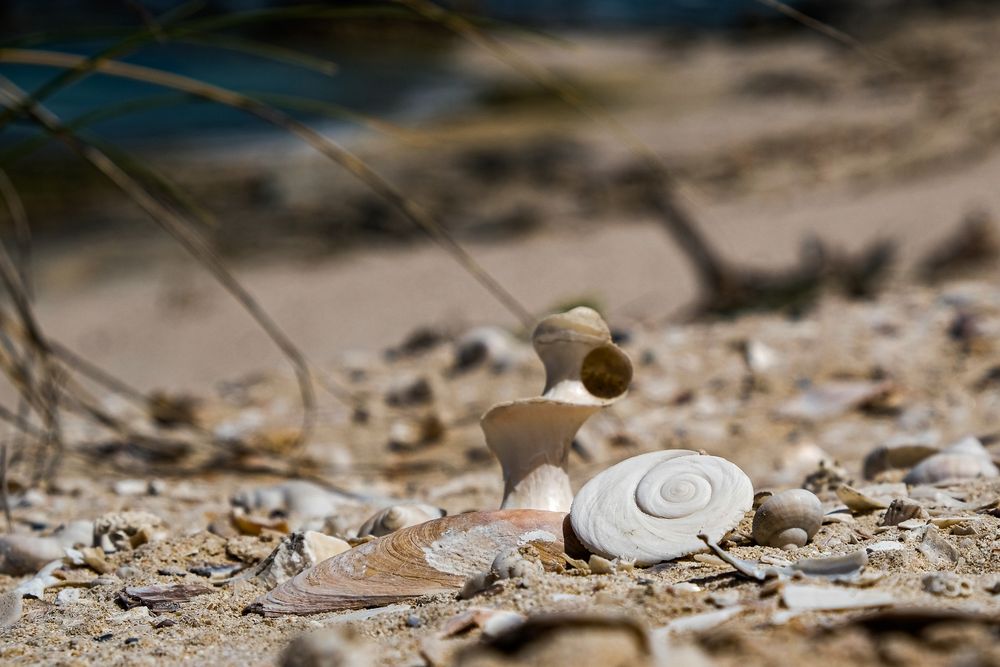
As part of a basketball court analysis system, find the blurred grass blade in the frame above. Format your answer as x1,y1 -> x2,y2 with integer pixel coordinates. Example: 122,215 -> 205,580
0,73 -> 318,451
176,35 -> 338,76
0,47 -> 534,328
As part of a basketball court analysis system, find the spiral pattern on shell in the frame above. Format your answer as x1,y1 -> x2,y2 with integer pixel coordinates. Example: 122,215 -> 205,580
569,450 -> 754,566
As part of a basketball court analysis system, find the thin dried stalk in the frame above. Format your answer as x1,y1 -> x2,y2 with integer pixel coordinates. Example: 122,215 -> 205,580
0,48 -> 535,329
0,73 -> 318,453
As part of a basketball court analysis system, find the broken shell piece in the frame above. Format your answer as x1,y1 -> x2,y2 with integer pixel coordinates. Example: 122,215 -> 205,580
0,521 -> 93,575
862,442 -> 941,480
254,531 -> 352,589
752,489 -> 823,549
247,510 -> 567,615
903,437 -> 999,485
881,498 -> 927,526
780,584 -> 894,611
916,525 -> 959,567
441,608 -> 527,639
482,308 -> 632,512
836,485 -> 888,514
357,504 -> 444,537
231,480 -> 359,522
452,327 -> 518,373
460,547 -> 546,599
700,535 -> 867,581
922,573 -> 971,598
117,583 -> 212,613
0,590 -> 21,628
777,380 -> 895,422
571,450 -> 752,566
15,559 -> 64,599
93,511 -> 165,553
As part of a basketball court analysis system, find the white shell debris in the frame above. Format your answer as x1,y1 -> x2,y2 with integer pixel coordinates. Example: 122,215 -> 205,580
357,504 -> 444,538
916,525 -> 959,566
0,521 -> 93,575
94,511 -> 166,554
452,326 -> 519,373
922,573 -> 972,597
255,531 -> 352,589
657,606 -> 745,634
571,450 -> 753,565
902,436 -> 999,485
780,584 -> 895,611
231,480 -> 360,522
777,380 -> 893,422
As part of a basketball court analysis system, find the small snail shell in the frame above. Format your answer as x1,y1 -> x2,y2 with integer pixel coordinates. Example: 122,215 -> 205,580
356,504 -> 444,538
902,437 -> 998,485
752,489 -> 823,549
569,450 -> 754,566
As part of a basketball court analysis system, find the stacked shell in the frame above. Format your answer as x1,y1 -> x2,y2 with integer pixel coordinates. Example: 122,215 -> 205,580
481,307 -> 633,512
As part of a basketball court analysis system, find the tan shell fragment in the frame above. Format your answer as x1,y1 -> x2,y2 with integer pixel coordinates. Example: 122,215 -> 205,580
880,498 -> 927,526
246,510 -> 568,616
752,489 -> 823,549
836,485 -> 889,514
356,504 -> 445,537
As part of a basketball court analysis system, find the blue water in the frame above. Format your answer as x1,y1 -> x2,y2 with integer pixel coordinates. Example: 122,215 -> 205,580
0,0 -> 796,153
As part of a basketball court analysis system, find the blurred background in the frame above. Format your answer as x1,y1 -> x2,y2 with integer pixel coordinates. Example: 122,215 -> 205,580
0,0 -> 998,393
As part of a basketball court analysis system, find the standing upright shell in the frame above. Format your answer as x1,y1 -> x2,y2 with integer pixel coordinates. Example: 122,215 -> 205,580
481,308 -> 632,513
246,510 -> 568,616
569,450 -> 754,566
752,489 -> 823,549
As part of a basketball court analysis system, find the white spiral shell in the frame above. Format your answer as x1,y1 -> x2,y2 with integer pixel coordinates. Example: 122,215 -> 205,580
569,450 -> 754,566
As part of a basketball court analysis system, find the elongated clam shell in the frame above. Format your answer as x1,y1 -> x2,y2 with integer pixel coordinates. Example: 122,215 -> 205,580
246,510 -> 568,616
569,450 -> 753,566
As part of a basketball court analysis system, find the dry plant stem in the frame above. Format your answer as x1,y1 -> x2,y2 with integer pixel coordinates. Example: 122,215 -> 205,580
753,0 -> 901,71
0,49 -> 535,330
0,169 -> 32,296
397,0 -> 731,301
0,248 -> 63,482
0,75 -> 318,453
0,443 -> 9,532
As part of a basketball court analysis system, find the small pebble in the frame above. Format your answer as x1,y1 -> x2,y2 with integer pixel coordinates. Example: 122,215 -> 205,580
405,614 -> 421,628
124,637 -> 139,646
153,618 -> 176,629
94,633 -> 114,642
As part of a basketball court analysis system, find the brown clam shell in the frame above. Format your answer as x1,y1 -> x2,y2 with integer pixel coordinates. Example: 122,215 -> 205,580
245,510 -> 569,616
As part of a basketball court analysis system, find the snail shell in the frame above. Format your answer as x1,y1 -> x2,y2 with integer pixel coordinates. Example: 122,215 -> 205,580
902,437 -> 998,485
246,510 -> 568,616
356,504 -> 445,537
569,450 -> 754,566
752,489 -> 823,549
